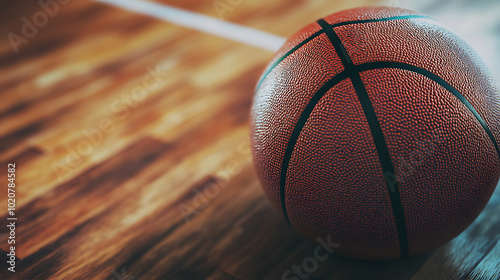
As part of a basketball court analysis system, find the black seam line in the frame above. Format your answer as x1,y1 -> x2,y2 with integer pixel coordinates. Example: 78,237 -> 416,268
255,15 -> 435,90
256,30 -> 324,88
318,20 -> 353,67
279,70 -> 350,224
356,62 -> 500,159
330,14 -> 433,28
318,19 -> 409,258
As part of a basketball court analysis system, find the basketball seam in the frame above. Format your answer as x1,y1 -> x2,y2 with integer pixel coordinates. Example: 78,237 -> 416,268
278,71 -> 350,223
256,29 -> 324,88
317,18 -> 409,258
255,15 -> 435,89
277,61 -> 499,259
275,17 -> 497,260
356,62 -> 500,159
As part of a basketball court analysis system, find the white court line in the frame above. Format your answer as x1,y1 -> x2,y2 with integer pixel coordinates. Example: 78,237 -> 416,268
95,0 -> 286,52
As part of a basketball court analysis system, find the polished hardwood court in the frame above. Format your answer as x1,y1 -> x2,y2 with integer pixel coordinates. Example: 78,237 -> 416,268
0,0 -> 499,279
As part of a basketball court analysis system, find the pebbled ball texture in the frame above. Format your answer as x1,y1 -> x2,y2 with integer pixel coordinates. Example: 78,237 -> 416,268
250,6 -> 500,260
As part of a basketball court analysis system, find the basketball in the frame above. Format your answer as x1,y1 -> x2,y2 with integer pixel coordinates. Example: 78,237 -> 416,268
250,6 -> 500,260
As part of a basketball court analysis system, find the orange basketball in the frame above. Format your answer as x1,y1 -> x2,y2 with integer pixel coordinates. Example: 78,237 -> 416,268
250,6 -> 500,260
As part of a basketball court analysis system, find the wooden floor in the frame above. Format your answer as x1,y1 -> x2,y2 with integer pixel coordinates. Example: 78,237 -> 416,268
1,0 -> 499,279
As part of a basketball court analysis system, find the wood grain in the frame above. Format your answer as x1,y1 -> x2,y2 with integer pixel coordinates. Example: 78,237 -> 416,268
0,0 -> 499,279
